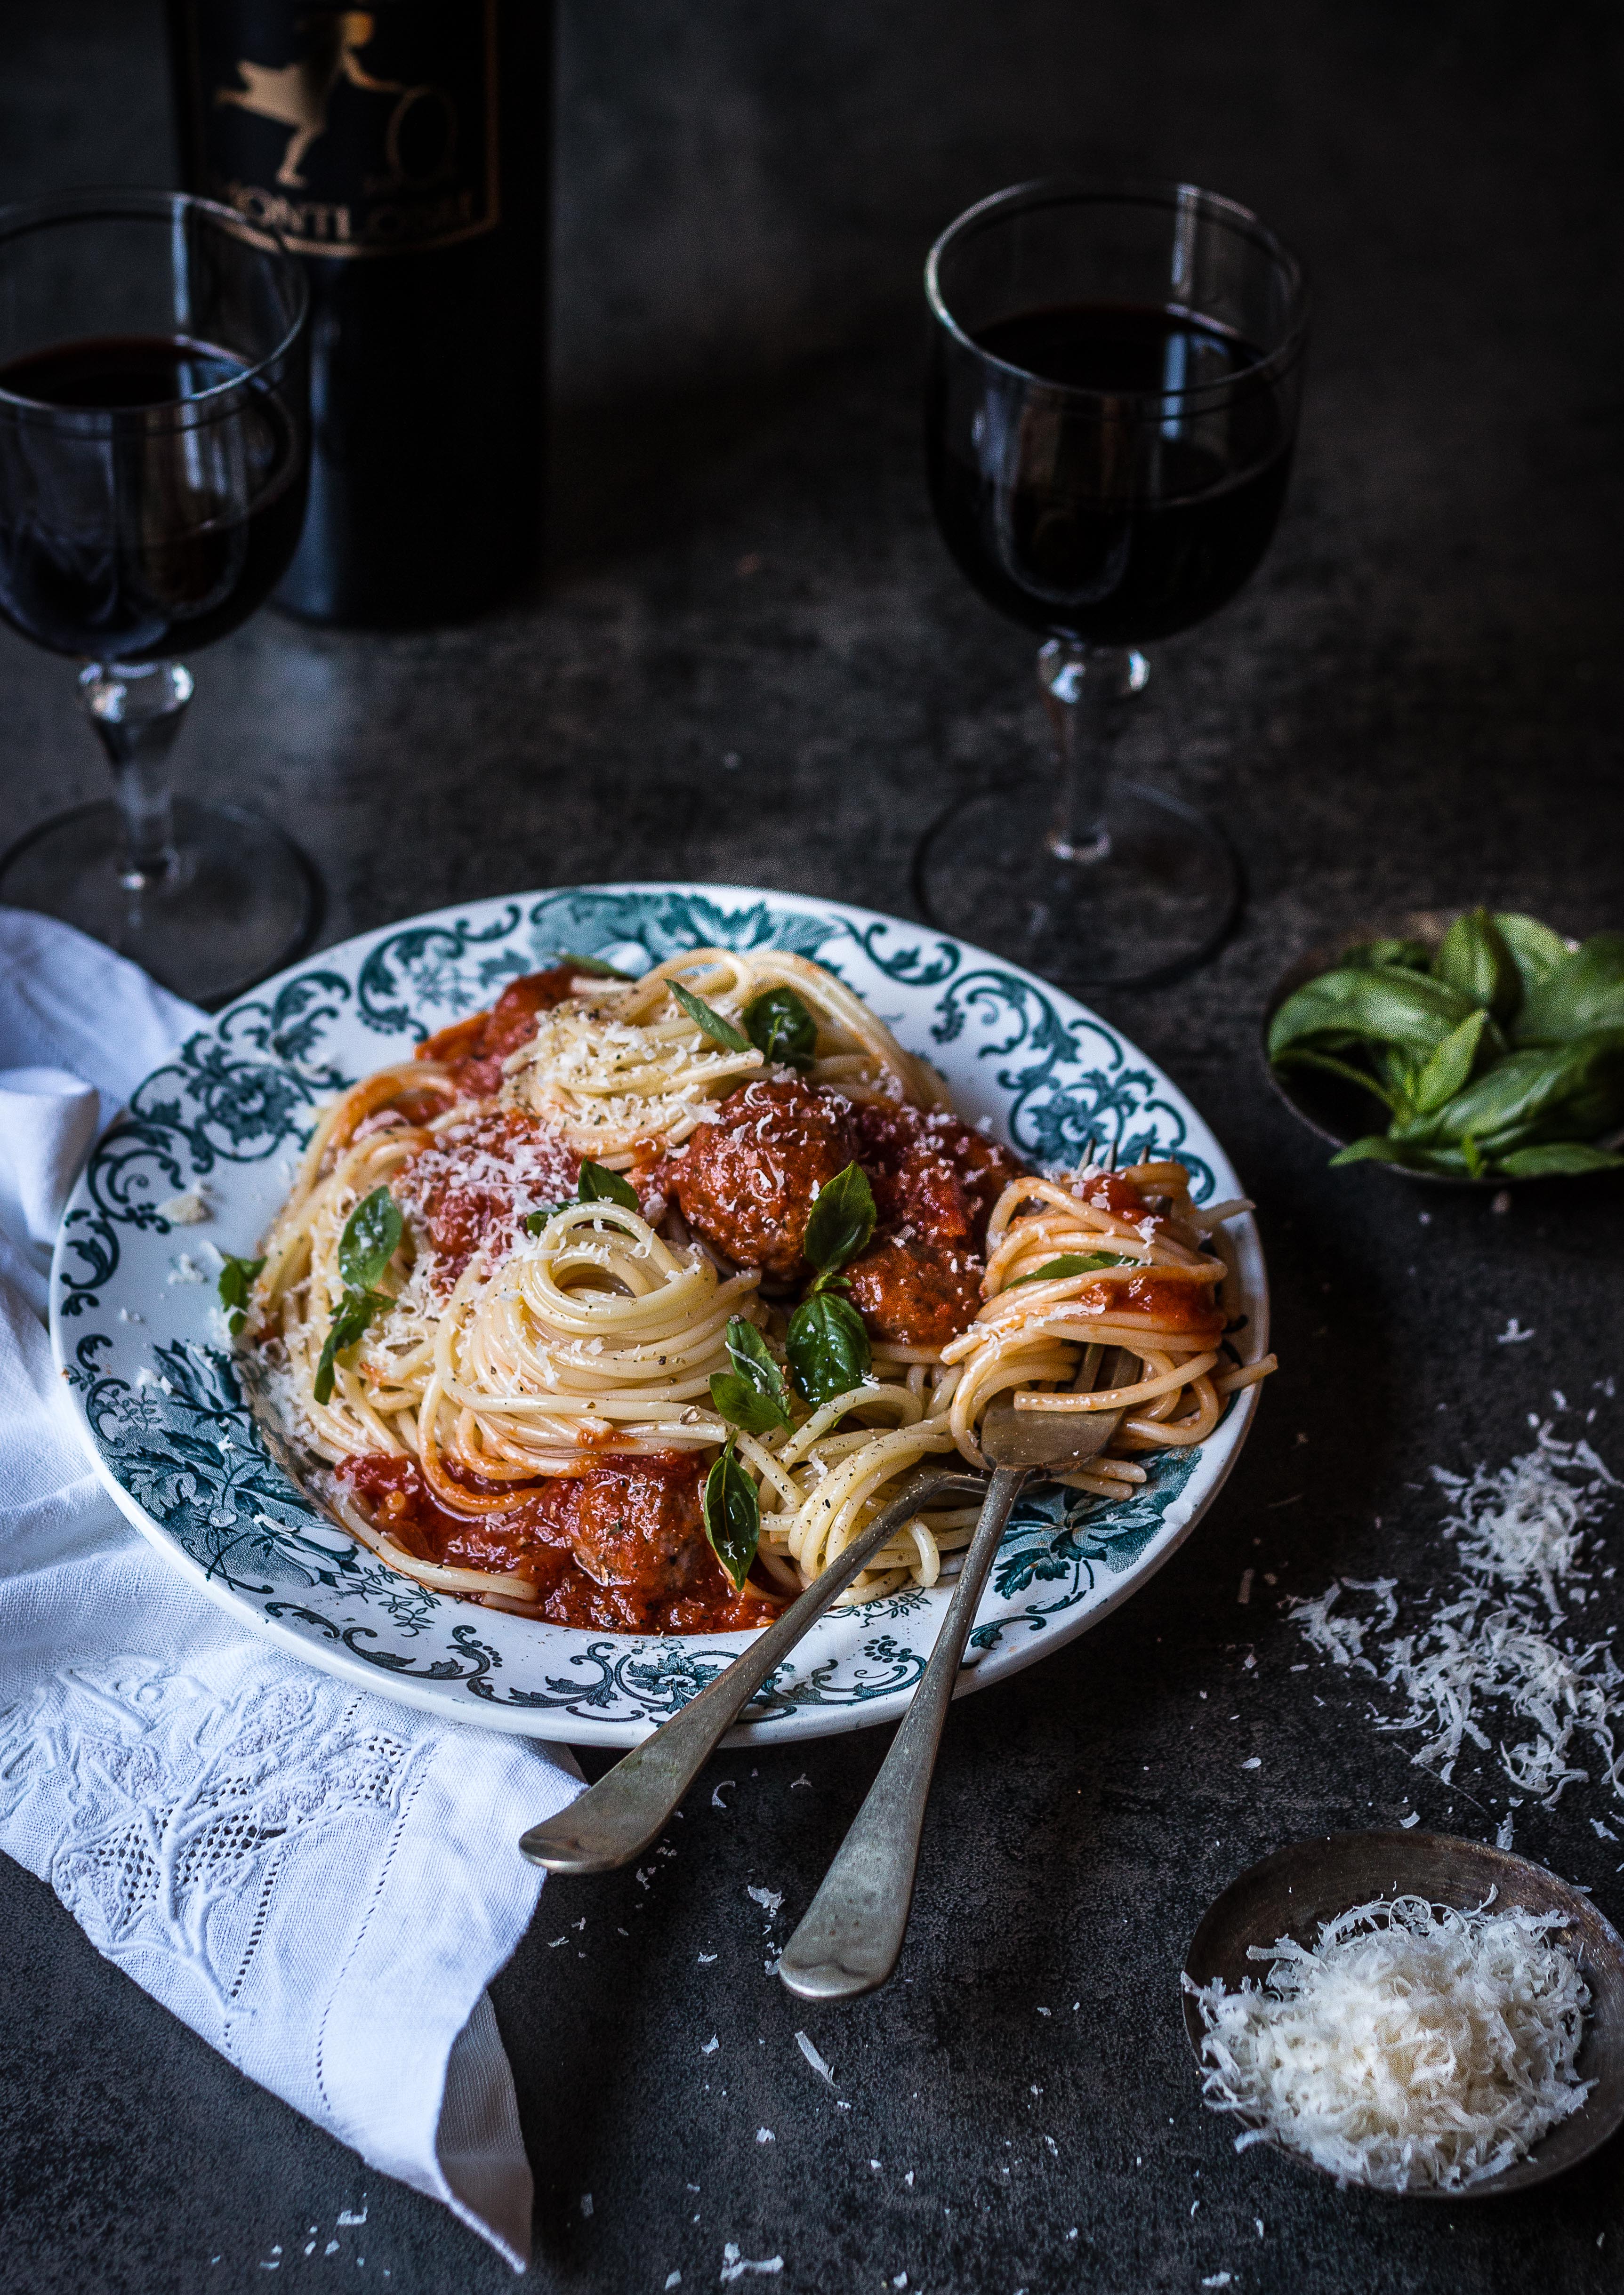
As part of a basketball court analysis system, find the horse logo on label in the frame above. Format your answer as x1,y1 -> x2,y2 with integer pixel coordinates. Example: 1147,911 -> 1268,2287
216,9 -> 457,198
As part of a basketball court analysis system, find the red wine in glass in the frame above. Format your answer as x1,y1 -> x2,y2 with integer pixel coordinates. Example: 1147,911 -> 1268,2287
0,334 -> 306,660
0,192 -> 314,1007
916,184 -> 1309,990
929,303 -> 1294,648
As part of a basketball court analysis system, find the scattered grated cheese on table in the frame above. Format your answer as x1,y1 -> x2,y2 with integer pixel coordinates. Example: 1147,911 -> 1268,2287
1186,1894 -> 1591,2191
1292,1428 -> 1624,1808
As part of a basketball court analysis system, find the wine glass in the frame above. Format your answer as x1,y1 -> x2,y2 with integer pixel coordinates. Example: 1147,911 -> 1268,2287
0,189 -> 314,1007
915,179 -> 1309,989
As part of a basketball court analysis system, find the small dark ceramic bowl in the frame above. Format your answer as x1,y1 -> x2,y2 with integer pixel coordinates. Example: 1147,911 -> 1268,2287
1260,912 -> 1618,1190
1182,1830 -> 1624,2196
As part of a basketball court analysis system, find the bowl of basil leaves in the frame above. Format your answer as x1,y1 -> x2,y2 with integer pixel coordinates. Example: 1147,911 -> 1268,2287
1263,909 -> 1624,1183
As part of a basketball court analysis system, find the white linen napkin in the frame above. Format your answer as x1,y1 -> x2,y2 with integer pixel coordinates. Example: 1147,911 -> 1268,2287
0,907 -> 582,2272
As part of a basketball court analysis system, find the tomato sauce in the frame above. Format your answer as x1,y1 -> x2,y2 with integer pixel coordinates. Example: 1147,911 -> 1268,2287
1073,1266 -> 1225,1339
391,1107 -> 583,1286
417,965 -> 581,1099
1081,1170 -> 1157,1220
334,1450 -> 782,1634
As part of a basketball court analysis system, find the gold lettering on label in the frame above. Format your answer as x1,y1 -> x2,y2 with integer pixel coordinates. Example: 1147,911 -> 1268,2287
222,184 -> 354,247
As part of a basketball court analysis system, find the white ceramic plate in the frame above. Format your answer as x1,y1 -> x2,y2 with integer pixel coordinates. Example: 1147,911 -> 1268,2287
50,883 -> 1268,1745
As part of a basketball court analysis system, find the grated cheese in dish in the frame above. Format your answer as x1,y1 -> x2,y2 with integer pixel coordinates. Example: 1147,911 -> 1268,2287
1186,1893 -> 1592,2190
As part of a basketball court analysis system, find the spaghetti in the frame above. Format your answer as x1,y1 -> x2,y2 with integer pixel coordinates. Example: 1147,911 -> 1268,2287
236,947 -> 1274,1632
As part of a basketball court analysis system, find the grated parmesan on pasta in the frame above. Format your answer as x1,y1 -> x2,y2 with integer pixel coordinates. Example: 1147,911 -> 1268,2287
1186,1894 -> 1592,2190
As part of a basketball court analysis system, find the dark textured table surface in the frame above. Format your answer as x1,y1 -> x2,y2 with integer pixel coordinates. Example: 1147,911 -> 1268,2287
3,4 -> 1624,2291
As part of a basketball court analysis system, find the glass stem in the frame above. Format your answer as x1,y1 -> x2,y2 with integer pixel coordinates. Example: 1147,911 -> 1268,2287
1039,640 -> 1149,865
79,659 -> 195,893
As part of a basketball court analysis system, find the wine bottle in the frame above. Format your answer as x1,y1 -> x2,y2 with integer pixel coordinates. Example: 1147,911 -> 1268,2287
166,0 -> 551,628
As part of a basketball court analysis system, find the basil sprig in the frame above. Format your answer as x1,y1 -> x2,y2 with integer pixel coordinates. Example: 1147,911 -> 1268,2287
702,1437 -> 760,1591
710,1316 -> 794,1435
338,1186 -> 404,1292
217,1253 -> 265,1336
670,979 -> 752,1053
781,1162 -> 877,1409
1270,909 -> 1624,1180
314,1187 -> 402,1404
786,1292 -> 871,1410
314,1290 -> 388,1404
523,1160 -> 640,1235
742,985 -> 817,1069
1007,1250 -> 1129,1288
800,1164 -> 876,1288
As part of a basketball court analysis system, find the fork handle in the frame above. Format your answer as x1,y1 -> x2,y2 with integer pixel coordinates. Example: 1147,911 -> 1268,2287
517,1465 -> 985,1874
776,1464 -> 1026,2001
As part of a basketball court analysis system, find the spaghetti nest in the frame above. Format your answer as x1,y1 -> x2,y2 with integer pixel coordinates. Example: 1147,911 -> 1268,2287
238,946 -> 1274,1624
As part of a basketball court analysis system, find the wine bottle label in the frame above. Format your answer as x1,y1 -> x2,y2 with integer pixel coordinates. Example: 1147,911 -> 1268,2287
174,1 -> 500,258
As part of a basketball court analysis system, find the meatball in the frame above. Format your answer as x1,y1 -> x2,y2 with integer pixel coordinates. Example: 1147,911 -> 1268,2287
334,1449 -> 756,1633
844,1233 -> 984,1349
668,1076 -> 857,1280
566,1452 -> 715,1598
848,1099 -> 1025,1251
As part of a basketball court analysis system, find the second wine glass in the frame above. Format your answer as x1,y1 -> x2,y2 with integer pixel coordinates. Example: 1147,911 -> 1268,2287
915,179 -> 1309,989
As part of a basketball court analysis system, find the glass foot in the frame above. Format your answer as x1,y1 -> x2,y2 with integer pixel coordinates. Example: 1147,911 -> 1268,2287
0,796 -> 321,1008
912,779 -> 1243,990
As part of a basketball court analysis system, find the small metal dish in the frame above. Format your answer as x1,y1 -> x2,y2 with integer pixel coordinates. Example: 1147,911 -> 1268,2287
1259,911 -> 1617,1189
1182,1830 -> 1624,2197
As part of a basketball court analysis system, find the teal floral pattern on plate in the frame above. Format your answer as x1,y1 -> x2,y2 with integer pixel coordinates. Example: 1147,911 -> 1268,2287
50,883 -> 1268,1746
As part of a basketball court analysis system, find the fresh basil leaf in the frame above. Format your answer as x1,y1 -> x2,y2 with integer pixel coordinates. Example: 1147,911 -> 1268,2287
1328,1134 -> 1415,1168
709,1372 -> 794,1436
1271,1046 -> 1400,1113
217,1253 -> 265,1337
702,1439 -> 760,1592
710,1316 -> 793,1433
313,1288 -> 386,1405
1433,908 -> 1520,1021
1493,913 -> 1571,1000
578,1160 -> 640,1211
337,1187 -> 403,1294
1371,1042 -> 1424,1104
550,949 -> 635,979
522,1164 -> 640,1236
1512,934 -> 1624,1046
802,1162 -> 876,1280
1342,938 -> 1433,973
670,979 -> 753,1053
1008,1251 -> 1130,1287
725,1316 -> 790,1403
1411,1008 -> 1492,1116
786,1290 -> 872,1410
1392,1030 -> 1624,1154
1328,1135 -> 1471,1175
1267,966 -> 1484,1065
1497,1140 -> 1624,1178
742,985 -> 818,1069
1460,1131 -> 1487,1180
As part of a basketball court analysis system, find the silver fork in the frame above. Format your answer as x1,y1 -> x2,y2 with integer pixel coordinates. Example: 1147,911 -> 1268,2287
777,1348 -> 1136,2001
518,1464 -> 987,1875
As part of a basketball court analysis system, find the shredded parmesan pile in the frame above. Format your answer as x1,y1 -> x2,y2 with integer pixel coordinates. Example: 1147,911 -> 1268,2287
1186,1894 -> 1592,2189
506,996 -> 761,1155
1293,1427 -> 1624,1808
